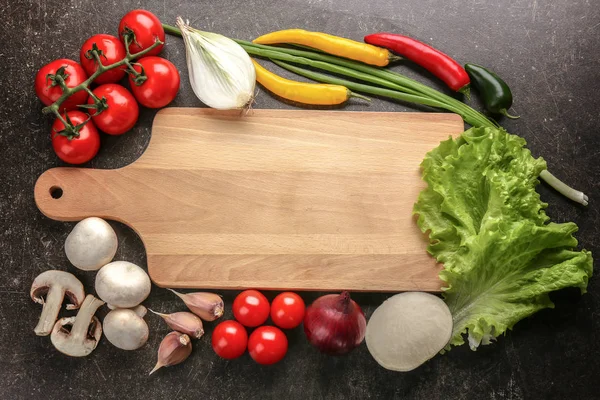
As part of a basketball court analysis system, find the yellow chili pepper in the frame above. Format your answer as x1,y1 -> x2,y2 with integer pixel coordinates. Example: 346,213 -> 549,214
253,29 -> 396,67
252,59 -> 368,106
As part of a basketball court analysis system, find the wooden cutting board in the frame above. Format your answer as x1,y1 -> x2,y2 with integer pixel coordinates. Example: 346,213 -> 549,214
34,108 -> 463,292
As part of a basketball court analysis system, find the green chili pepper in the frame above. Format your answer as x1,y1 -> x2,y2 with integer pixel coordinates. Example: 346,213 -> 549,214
465,63 -> 519,119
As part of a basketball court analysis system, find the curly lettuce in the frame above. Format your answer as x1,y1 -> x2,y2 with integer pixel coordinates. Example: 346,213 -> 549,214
414,127 -> 593,350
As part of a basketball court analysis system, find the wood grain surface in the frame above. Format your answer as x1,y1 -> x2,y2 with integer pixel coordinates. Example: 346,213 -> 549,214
34,108 -> 463,291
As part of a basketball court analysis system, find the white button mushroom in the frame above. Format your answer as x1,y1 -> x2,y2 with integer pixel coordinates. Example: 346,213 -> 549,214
30,270 -> 85,336
65,217 -> 118,271
95,261 -> 151,308
103,308 -> 150,350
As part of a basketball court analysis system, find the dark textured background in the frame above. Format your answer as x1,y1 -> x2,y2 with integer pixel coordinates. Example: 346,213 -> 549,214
1,0 -> 598,399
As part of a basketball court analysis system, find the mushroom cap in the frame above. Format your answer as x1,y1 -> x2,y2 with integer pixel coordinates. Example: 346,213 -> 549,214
30,270 -> 85,309
95,261 -> 151,308
65,217 -> 118,271
51,315 -> 103,357
103,309 -> 149,350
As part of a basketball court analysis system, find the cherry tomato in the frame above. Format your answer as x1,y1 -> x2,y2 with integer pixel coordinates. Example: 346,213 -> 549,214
248,326 -> 288,365
211,320 -> 248,360
270,292 -> 306,329
79,34 -> 127,84
233,290 -> 270,327
118,10 -> 164,56
51,111 -> 100,165
129,57 -> 180,108
87,84 -> 139,135
35,59 -> 88,111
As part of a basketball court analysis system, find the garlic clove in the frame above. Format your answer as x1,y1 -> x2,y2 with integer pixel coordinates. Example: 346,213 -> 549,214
149,331 -> 192,375
168,289 -> 224,321
149,309 -> 204,339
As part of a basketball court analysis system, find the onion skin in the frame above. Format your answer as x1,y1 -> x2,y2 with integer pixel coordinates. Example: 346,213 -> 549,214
303,291 -> 366,355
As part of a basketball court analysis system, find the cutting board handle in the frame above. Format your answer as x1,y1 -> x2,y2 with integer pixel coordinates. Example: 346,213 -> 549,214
34,167 -> 125,222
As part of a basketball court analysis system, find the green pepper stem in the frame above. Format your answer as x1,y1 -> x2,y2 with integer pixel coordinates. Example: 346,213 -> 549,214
349,92 -> 371,102
539,170 -> 588,206
500,109 -> 520,119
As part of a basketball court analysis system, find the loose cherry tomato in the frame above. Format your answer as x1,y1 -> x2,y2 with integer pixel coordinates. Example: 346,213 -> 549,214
35,59 -> 88,111
79,34 -> 127,84
129,57 -> 180,108
248,326 -> 288,365
211,320 -> 248,360
51,111 -> 100,164
233,290 -> 270,327
118,10 -> 164,56
87,84 -> 139,135
271,292 -> 306,329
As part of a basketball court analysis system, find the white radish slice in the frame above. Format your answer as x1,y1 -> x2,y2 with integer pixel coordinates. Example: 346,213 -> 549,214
366,292 -> 453,371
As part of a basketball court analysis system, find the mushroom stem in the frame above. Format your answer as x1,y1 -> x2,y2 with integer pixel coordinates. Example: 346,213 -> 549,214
51,294 -> 105,357
70,296 -> 105,342
132,305 -> 148,318
34,287 -> 66,336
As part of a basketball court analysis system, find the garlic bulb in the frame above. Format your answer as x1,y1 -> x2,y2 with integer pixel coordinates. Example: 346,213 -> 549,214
176,17 -> 255,110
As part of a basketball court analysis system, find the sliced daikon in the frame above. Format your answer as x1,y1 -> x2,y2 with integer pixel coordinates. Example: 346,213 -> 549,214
366,292 -> 453,371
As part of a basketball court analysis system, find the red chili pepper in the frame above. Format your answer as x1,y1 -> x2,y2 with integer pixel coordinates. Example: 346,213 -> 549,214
364,33 -> 470,95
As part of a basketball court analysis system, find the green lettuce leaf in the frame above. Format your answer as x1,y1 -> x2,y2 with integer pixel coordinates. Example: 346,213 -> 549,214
413,127 -> 593,350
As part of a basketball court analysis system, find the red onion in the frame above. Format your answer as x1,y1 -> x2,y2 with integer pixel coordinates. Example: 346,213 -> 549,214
303,291 -> 366,355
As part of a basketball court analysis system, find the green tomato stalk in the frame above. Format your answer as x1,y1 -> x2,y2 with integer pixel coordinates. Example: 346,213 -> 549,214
43,34 -> 162,137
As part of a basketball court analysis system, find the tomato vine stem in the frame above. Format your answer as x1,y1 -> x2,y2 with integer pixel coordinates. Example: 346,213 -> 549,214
42,38 -> 163,135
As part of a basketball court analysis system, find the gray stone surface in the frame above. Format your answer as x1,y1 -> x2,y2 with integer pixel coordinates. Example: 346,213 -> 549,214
1,0 -> 598,399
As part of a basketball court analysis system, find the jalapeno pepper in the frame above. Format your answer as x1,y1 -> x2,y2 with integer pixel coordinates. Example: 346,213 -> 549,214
465,63 -> 519,119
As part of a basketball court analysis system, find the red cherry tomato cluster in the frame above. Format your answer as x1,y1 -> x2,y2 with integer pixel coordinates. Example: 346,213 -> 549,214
211,291 -> 306,365
34,10 -> 180,165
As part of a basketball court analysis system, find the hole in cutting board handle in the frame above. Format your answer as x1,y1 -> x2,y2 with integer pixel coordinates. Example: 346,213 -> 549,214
49,186 -> 63,199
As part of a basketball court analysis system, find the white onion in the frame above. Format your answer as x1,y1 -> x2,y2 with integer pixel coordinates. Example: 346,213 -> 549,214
365,292 -> 453,372
176,17 -> 255,110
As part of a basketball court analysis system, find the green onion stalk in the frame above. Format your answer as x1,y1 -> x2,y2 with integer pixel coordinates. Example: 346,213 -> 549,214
162,24 -> 588,206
